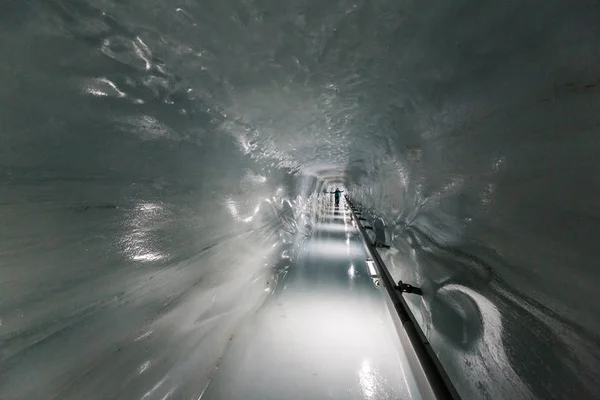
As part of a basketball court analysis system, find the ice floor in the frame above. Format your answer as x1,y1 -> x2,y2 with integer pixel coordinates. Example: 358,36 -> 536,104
201,200 -> 422,400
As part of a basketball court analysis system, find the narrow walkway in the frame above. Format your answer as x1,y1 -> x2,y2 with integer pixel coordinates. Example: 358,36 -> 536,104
202,199 -> 421,399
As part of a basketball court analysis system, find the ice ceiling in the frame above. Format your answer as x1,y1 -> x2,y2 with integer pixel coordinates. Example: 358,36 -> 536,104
1,0 -> 600,399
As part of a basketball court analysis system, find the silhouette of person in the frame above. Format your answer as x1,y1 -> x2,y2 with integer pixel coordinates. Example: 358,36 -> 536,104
332,188 -> 343,207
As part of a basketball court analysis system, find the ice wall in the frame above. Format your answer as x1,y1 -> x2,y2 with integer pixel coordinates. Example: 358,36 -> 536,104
1,0 -> 600,399
0,3 -> 315,398
345,2 -> 600,399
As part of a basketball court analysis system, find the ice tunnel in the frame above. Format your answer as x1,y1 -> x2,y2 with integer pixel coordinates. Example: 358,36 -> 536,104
1,0 -> 600,399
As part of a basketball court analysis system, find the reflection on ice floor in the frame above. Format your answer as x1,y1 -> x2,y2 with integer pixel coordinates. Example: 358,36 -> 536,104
202,202 -> 421,400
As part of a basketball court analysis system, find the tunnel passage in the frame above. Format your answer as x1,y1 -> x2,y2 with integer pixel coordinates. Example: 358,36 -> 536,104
1,0 -> 600,399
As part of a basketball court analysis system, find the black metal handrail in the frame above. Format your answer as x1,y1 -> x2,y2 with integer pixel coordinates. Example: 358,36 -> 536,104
345,196 -> 460,400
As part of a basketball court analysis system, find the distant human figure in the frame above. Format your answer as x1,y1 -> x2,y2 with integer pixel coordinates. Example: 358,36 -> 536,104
331,188 -> 344,206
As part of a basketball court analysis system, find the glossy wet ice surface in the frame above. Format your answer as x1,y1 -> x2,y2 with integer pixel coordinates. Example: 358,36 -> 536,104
4,1 -> 600,398
202,200 -> 420,400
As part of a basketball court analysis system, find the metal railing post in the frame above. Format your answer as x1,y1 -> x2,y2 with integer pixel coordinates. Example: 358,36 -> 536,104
344,196 -> 460,400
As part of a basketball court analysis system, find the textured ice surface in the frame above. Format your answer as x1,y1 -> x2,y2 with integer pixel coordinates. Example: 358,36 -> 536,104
1,0 -> 600,399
